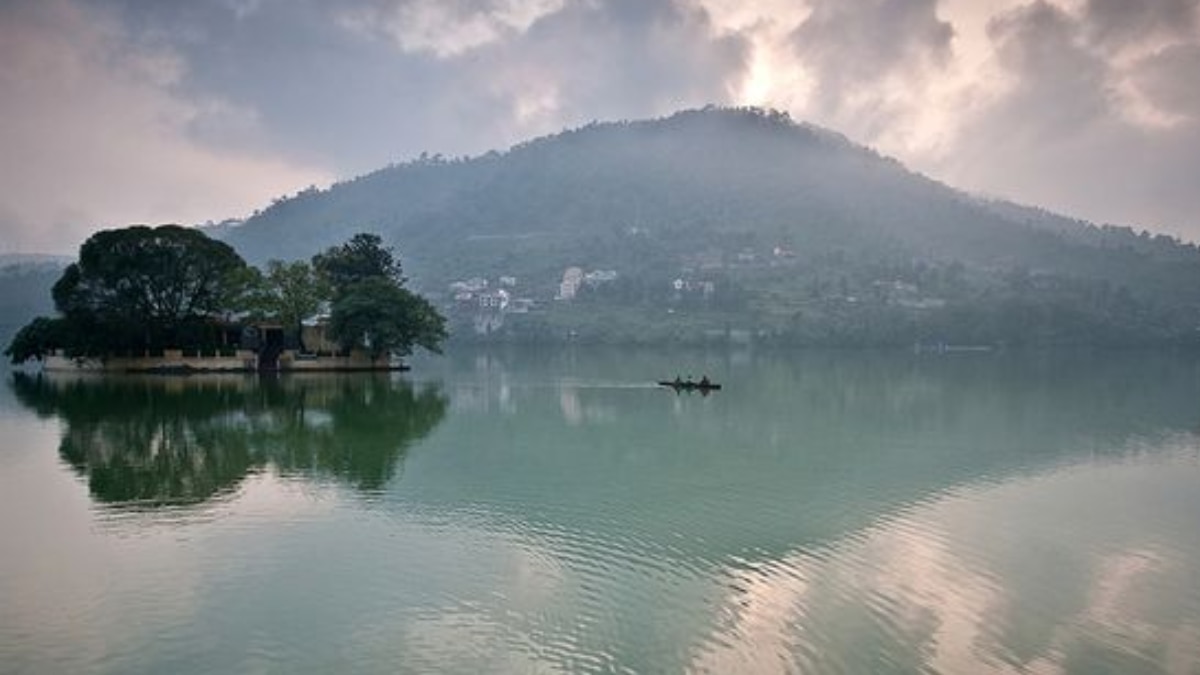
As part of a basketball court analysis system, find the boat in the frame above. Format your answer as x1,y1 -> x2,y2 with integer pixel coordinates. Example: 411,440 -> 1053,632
658,379 -> 722,391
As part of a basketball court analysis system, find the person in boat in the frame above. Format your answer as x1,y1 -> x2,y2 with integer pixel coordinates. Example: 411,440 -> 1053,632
673,375 -> 682,386
699,375 -> 711,387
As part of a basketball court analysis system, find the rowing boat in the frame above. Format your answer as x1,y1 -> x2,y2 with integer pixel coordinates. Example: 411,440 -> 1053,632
657,380 -> 722,391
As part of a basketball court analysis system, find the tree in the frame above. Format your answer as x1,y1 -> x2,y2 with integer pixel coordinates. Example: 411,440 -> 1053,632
257,260 -> 331,349
312,233 -> 404,290
57,226 -> 246,322
218,264 -> 267,317
3,316 -> 69,363
313,234 -> 447,358
52,225 -> 250,347
5,225 -> 252,362
328,278 -> 446,358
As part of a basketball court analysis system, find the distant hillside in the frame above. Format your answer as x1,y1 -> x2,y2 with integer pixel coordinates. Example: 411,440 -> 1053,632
0,256 -> 69,353
144,108 -> 1200,345
216,107 -> 1200,345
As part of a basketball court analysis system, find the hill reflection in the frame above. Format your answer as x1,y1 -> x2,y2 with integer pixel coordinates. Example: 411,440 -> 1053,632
397,349 -> 1200,560
9,373 -> 448,506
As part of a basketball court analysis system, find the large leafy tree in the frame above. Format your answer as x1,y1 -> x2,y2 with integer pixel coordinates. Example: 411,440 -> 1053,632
5,225 -> 251,361
314,234 -> 446,358
55,225 -> 247,325
56,225 -> 247,331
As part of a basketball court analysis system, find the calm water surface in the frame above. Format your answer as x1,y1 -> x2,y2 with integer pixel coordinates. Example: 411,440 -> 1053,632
1,349 -> 1199,674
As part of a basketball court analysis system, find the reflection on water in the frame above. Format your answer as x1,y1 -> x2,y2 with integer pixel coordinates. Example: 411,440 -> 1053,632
2,350 -> 1199,674
9,372 -> 448,506
689,448 -> 1200,675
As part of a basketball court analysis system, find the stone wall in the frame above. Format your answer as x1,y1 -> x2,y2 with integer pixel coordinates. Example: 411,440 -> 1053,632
40,349 -> 404,372
43,349 -> 257,372
278,350 -> 399,371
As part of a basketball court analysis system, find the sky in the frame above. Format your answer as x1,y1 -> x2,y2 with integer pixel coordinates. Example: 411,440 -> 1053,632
1,0 -> 1198,253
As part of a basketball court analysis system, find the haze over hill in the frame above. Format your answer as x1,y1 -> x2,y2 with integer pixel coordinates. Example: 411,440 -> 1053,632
0,255 -> 69,352
217,107 -> 1200,346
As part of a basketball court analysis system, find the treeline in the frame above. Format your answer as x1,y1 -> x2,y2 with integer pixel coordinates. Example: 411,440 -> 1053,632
5,227 -> 446,364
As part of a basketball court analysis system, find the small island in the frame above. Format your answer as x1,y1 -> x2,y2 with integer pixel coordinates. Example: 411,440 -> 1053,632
4,226 -> 446,372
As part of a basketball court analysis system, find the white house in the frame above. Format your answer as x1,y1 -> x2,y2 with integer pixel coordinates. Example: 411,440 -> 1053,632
558,267 -> 584,300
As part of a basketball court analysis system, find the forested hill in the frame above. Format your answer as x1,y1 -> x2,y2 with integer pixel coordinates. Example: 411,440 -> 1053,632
221,107 -> 1200,346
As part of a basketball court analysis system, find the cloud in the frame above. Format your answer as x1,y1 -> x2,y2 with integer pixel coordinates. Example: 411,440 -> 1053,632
1131,43 -> 1200,120
1080,0 -> 1198,50
925,0 -> 1200,236
327,0 -> 750,156
3,0 -> 1200,251
0,0 -> 330,253
789,0 -> 955,140
792,0 -> 954,93
458,0 -> 748,139
984,1 -> 1111,139
339,0 -> 567,58
66,0 -> 745,169
695,0 -> 1200,239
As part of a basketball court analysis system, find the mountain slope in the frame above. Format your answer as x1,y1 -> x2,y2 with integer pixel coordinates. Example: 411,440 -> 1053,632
217,107 -> 1200,345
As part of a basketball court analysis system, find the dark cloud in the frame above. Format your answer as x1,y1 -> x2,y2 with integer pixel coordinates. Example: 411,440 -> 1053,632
465,0 -> 747,132
74,0 -> 745,175
1131,43 -> 1200,120
1081,0 -> 1198,48
791,0 -> 953,106
76,0 -> 446,170
984,1 -> 1112,139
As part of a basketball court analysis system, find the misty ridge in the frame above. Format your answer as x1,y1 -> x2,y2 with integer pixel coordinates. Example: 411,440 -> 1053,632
9,106 -> 1200,347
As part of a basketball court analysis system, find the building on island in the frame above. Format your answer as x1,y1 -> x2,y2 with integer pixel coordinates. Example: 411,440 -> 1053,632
39,315 -> 403,374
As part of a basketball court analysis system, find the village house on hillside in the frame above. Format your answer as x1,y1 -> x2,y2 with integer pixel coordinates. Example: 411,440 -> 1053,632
446,275 -> 537,335
557,267 -> 584,300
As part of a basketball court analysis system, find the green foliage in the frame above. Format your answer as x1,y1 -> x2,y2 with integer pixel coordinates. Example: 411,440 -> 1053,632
6,225 -> 253,362
219,265 -> 267,316
203,108 -> 1200,347
312,233 -> 404,290
51,225 -> 250,350
58,225 -> 247,322
3,316 -> 69,362
314,235 -> 447,357
255,260 -> 331,348
4,228 -> 448,364
329,279 -> 447,357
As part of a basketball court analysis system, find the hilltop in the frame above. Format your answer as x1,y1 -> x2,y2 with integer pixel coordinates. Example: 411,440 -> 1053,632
21,107 -> 1200,347
216,107 -> 1200,346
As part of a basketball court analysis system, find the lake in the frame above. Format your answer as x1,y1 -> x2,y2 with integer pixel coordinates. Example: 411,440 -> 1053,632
2,348 -> 1199,674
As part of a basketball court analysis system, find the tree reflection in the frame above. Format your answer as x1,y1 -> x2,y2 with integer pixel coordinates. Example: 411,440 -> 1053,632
9,373 -> 448,506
